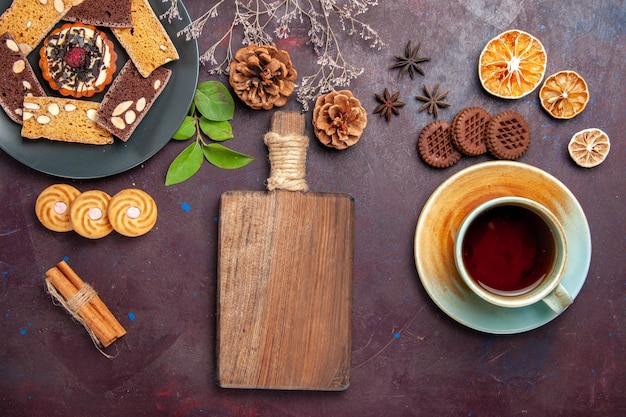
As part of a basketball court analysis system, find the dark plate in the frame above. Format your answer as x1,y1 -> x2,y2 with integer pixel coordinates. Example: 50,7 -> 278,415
0,0 -> 198,179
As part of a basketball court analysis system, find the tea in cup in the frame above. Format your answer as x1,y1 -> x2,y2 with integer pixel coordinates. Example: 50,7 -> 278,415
454,196 -> 572,313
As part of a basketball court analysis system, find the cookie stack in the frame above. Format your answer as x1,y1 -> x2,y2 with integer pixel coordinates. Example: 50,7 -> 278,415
417,107 -> 531,168
35,184 -> 157,238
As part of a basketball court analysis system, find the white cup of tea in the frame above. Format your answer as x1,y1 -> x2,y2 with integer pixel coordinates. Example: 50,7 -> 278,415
454,196 -> 572,314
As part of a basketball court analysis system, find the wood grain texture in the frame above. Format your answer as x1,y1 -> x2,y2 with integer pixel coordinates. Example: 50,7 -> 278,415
217,189 -> 354,390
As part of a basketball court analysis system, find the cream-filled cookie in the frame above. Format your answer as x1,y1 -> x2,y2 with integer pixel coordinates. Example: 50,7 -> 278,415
70,190 -> 113,239
108,189 -> 157,237
35,184 -> 81,232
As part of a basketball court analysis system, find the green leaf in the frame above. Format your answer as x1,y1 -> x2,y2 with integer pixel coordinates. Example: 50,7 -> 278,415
199,117 -> 233,141
165,141 -> 204,185
194,81 -> 234,122
203,143 -> 255,170
172,116 -> 196,140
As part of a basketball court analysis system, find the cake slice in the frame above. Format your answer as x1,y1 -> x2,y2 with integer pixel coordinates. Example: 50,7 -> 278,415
64,0 -> 133,28
112,0 -> 179,77
22,96 -> 113,145
0,0 -> 76,55
0,32 -> 46,124
96,60 -> 171,142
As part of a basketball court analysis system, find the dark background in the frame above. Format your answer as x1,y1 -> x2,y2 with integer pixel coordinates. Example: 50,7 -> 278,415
1,0 -> 624,416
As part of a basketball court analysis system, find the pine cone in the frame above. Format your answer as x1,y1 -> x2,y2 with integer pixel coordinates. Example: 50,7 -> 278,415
312,90 -> 367,150
229,44 -> 297,110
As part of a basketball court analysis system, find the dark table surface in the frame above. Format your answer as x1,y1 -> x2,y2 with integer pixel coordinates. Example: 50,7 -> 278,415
1,0 -> 625,416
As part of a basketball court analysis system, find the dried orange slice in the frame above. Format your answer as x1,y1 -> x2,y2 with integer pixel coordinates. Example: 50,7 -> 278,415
539,70 -> 589,119
478,29 -> 547,99
568,128 -> 610,168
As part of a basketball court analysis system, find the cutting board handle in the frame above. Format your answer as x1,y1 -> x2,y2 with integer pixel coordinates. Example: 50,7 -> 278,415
264,111 -> 308,192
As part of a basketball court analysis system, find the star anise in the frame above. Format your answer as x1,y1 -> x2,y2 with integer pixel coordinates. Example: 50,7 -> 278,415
373,88 -> 405,122
391,41 -> 430,79
416,84 -> 450,118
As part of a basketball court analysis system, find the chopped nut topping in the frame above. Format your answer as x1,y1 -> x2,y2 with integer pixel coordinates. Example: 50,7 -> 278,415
86,108 -> 97,121
111,117 -> 126,130
125,110 -> 136,125
6,39 -> 19,52
54,0 -> 65,13
37,115 -> 52,124
48,103 -> 60,116
112,101 -> 133,117
136,97 -> 147,112
13,60 -> 25,74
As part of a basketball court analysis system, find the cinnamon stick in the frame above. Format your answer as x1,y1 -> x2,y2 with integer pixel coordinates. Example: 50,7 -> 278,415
56,261 -> 126,338
45,262 -> 126,348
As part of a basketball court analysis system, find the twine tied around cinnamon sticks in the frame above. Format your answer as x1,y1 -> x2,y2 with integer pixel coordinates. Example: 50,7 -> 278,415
263,112 -> 309,192
45,261 -> 126,358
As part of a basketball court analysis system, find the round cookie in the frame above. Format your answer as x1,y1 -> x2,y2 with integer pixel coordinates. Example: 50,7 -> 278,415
108,189 -> 157,237
70,190 -> 113,239
417,120 -> 462,168
450,107 -> 491,156
485,110 -> 531,160
35,184 -> 81,232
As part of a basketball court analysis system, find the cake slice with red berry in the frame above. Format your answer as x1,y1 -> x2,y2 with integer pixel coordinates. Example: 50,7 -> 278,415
39,22 -> 117,99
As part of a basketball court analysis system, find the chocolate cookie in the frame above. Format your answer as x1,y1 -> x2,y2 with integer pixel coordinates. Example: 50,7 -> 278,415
450,107 -> 490,156
485,110 -> 531,160
417,120 -> 462,168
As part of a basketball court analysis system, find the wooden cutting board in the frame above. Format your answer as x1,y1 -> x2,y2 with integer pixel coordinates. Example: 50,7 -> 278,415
217,112 -> 354,390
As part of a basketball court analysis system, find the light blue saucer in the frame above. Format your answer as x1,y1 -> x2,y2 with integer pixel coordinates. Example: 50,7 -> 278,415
414,161 -> 592,334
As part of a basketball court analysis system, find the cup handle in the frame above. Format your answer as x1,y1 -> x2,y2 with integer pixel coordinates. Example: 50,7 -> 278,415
541,283 -> 573,314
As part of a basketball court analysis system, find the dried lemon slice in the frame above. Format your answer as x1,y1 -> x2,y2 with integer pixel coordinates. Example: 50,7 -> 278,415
568,128 -> 610,168
540,70 -> 589,119
478,29 -> 547,99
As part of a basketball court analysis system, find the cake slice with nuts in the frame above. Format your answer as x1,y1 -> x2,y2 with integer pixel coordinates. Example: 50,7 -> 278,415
64,0 -> 133,28
112,0 -> 179,78
22,96 -> 113,145
96,59 -> 171,142
0,0 -> 78,55
0,32 -> 46,124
